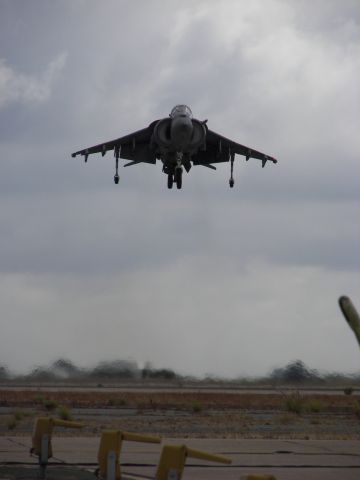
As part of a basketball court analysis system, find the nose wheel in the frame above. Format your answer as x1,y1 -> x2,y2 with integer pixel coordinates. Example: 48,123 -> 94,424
175,167 -> 182,189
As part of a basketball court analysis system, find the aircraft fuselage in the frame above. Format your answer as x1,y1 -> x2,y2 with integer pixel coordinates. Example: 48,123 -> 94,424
152,105 -> 207,185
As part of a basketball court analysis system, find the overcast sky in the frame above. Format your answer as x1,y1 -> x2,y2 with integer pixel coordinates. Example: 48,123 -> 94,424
0,0 -> 359,377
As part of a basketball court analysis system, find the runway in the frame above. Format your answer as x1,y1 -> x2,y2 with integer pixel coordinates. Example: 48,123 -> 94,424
1,436 -> 360,479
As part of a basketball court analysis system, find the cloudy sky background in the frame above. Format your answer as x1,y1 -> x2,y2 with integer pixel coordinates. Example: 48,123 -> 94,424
0,0 -> 359,377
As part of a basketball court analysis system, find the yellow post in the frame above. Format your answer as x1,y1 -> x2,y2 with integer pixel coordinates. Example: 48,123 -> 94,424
156,444 -> 231,480
31,417 -> 84,458
97,431 -> 122,480
97,430 -> 161,480
31,417 -> 54,458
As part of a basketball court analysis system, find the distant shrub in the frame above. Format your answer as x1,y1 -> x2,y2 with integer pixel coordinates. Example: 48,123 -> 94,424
44,399 -> 58,411
344,387 -> 354,396
191,401 -> 203,413
7,418 -> 17,430
305,400 -> 324,413
13,410 -> 25,421
108,398 -> 127,407
57,405 -> 73,421
284,393 -> 304,415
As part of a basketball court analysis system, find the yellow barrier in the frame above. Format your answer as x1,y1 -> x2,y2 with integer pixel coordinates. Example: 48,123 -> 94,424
31,416 -> 84,458
30,416 -> 84,478
97,430 -> 161,480
155,444 -> 231,480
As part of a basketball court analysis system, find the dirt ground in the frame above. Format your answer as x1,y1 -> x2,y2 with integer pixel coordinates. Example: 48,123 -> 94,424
1,389 -> 360,440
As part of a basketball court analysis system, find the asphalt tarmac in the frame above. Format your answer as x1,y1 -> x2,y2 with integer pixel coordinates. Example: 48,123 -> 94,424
1,436 -> 360,479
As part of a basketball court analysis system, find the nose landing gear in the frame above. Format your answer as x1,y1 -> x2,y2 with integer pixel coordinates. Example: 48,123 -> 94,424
165,153 -> 183,189
175,166 -> 182,189
166,168 -> 183,189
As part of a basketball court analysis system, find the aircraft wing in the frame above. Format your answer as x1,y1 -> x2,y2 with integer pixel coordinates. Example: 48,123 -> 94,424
192,129 -> 277,168
71,122 -> 158,164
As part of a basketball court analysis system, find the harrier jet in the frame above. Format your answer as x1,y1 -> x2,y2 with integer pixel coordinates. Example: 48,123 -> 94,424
71,105 -> 277,189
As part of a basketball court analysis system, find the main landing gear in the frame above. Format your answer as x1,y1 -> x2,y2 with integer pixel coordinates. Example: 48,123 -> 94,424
167,173 -> 173,189
167,167 -> 182,189
114,148 -> 120,184
229,152 -> 235,188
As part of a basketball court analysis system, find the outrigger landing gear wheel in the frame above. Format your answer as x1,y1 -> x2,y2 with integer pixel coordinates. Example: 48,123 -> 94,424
175,167 -> 182,189
167,173 -> 173,189
229,151 -> 235,188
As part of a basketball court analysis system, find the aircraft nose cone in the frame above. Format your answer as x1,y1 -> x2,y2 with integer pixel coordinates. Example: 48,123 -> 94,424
170,116 -> 193,149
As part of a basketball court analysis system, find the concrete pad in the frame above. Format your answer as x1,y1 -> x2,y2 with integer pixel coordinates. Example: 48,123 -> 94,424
1,436 -> 360,480
0,465 -> 95,480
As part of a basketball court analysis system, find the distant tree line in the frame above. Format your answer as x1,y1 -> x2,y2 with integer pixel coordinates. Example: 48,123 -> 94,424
0,358 -> 358,384
0,358 -> 179,382
268,359 -> 360,385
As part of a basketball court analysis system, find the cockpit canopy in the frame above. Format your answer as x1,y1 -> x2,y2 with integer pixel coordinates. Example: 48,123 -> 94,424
170,105 -> 193,119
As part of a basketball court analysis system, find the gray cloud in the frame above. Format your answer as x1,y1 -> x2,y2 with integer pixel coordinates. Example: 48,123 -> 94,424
0,53 -> 67,108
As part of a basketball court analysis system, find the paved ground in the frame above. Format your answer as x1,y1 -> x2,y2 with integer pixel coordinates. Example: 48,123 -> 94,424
1,436 -> 360,479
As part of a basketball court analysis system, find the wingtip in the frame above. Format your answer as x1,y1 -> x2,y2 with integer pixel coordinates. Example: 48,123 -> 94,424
71,153 -> 76,158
